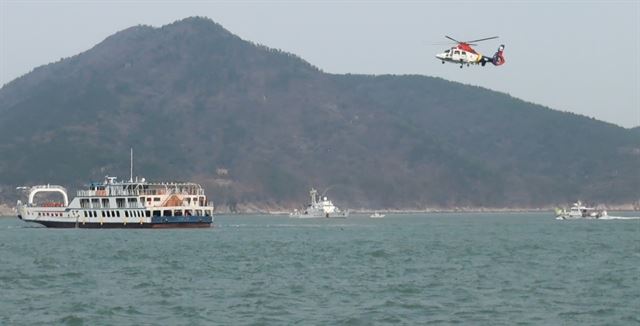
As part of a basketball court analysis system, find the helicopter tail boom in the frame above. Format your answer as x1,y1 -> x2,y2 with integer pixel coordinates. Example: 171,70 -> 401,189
477,44 -> 505,67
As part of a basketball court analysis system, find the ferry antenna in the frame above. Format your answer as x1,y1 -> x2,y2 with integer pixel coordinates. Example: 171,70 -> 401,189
130,148 -> 133,182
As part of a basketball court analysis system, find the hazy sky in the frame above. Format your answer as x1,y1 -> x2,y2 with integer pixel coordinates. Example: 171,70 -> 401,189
1,0 -> 638,127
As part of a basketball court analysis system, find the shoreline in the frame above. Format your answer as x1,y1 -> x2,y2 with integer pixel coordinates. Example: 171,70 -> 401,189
265,209 -> 640,215
3,209 -> 639,218
2,203 -> 637,217
0,204 -> 14,216
237,204 -> 640,215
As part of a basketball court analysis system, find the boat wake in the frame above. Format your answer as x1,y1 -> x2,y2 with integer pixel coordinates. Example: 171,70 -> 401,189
597,215 -> 640,220
3,225 -> 44,229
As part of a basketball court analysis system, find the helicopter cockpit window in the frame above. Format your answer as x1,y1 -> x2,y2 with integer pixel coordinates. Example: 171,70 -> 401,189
444,49 -> 450,53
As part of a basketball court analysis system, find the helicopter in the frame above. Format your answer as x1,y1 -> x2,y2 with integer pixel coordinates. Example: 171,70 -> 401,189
435,36 -> 505,68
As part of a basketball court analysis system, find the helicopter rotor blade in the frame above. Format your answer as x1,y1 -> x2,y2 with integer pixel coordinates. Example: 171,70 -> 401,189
466,36 -> 499,43
445,35 -> 462,43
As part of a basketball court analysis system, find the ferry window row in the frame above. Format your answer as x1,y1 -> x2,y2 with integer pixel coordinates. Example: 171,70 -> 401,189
82,210 -> 149,218
79,196 -> 209,209
38,212 -> 63,217
80,197 -> 141,209
151,209 -> 212,217
139,196 -> 206,206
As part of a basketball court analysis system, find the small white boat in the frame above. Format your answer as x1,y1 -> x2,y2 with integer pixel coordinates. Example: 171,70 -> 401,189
369,212 -> 385,218
555,201 -> 607,220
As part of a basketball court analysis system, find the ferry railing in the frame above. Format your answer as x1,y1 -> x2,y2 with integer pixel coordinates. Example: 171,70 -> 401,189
76,188 -> 205,197
78,190 -> 93,197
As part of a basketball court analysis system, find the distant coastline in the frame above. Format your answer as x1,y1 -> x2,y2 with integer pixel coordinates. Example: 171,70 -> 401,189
2,202 -> 637,217
221,203 -> 640,215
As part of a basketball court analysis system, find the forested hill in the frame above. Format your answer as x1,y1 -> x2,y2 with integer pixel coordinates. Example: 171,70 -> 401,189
1,17 -> 638,211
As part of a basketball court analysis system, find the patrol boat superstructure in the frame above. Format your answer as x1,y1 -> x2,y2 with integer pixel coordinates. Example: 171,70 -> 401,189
290,188 -> 348,218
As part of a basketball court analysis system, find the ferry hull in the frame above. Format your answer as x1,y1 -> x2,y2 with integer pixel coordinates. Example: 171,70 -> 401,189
19,216 -> 213,229
27,221 -> 212,228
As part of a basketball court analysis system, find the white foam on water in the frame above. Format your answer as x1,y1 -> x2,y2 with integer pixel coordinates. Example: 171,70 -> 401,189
597,216 -> 640,220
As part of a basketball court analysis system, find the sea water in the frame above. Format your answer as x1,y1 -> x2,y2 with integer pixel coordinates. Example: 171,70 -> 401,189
1,213 -> 638,325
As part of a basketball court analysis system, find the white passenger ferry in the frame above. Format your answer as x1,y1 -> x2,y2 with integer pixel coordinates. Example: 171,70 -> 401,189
16,176 -> 214,228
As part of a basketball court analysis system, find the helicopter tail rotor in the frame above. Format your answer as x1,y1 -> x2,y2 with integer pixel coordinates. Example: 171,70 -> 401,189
491,44 -> 505,66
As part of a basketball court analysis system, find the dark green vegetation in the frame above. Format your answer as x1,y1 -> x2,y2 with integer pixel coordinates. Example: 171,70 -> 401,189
1,17 -> 638,210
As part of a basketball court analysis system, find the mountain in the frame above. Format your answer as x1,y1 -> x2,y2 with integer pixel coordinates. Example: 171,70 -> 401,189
1,17 -> 638,211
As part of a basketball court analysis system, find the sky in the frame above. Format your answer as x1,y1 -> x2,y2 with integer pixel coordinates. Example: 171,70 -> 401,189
1,0 -> 639,128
